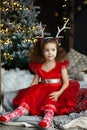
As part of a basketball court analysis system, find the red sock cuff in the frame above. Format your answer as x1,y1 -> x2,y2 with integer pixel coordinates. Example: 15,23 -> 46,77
20,102 -> 30,111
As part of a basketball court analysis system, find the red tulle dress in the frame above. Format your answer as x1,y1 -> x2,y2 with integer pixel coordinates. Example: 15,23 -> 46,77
13,60 -> 80,116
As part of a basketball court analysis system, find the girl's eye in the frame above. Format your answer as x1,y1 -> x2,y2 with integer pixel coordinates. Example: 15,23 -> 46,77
44,48 -> 56,52
52,48 -> 55,51
44,49 -> 49,52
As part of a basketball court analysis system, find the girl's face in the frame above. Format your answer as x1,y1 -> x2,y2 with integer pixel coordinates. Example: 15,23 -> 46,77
43,42 -> 57,61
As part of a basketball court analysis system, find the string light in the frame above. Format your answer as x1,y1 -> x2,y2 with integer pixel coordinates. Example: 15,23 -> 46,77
1,0 -> 40,44
61,0 -> 70,25
62,4 -> 67,7
4,52 -> 13,60
0,23 -> 4,27
77,0 -> 87,12
33,38 -> 38,43
1,0 -> 46,68
54,12 -> 59,17
3,1 -> 8,4
84,0 -> 87,4
63,17 -> 67,20
77,6 -> 82,11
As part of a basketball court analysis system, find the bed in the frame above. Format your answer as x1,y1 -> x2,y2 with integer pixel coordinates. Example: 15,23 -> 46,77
0,48 -> 87,130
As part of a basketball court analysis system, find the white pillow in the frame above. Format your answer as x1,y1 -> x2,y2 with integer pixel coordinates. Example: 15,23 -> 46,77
75,72 -> 87,81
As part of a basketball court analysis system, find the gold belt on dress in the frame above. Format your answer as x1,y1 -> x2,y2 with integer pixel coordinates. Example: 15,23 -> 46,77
41,78 -> 62,84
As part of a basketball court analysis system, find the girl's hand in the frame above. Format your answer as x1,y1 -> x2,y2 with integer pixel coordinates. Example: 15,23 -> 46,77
49,91 -> 61,101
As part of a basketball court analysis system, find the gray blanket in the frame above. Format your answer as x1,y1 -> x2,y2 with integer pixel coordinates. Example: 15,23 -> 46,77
1,91 -> 87,130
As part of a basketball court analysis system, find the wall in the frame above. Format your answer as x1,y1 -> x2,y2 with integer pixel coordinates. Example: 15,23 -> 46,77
74,0 -> 87,55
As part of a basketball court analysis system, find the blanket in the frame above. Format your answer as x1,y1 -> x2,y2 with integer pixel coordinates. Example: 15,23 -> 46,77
0,89 -> 87,130
1,65 -> 87,129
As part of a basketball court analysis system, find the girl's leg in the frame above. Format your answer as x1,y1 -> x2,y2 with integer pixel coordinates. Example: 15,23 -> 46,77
0,103 -> 30,122
39,105 -> 56,128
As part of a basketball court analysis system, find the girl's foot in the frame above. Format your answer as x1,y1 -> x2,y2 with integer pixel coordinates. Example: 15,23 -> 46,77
39,118 -> 52,128
39,109 -> 54,128
0,116 -> 8,122
0,103 -> 30,122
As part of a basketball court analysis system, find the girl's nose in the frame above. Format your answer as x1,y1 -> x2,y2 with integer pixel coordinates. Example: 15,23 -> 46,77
48,50 -> 51,53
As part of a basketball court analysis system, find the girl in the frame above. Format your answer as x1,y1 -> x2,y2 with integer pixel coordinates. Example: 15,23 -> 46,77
0,38 -> 80,128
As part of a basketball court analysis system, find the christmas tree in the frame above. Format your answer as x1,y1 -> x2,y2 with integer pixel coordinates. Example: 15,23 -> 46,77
1,0 -> 43,69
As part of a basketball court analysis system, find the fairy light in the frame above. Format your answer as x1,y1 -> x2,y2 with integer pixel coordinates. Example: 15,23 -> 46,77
3,1 -> 8,4
13,2 -> 17,6
84,0 -> 87,4
77,6 -> 82,11
54,12 -> 59,17
4,52 -> 13,60
5,28 -> 9,33
1,0 -> 41,68
17,3 -> 20,7
4,39 -> 12,44
8,55 -> 14,60
6,8 -> 9,11
0,40 -> 3,44
77,0 -> 87,12
61,0 -> 70,25
0,23 -> 4,27
27,39 -> 32,42
32,26 -> 36,31
4,52 -> 9,58
62,4 -> 67,7
33,38 -> 38,43
25,7 -> 29,11
63,17 -> 67,20
4,52 -> 7,57
19,7 -> 22,10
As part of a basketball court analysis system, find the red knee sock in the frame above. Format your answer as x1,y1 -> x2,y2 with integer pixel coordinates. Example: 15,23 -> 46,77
0,103 -> 30,122
39,108 -> 54,128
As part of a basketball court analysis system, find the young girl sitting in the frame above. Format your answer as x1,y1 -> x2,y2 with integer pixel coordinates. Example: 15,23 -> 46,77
0,38 -> 80,128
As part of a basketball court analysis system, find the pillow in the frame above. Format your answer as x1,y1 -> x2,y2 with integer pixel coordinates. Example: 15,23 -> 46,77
75,72 -> 87,81
67,48 -> 83,69
67,49 -> 87,78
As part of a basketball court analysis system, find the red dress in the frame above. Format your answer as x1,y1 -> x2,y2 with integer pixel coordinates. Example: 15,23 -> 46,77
13,61 -> 80,115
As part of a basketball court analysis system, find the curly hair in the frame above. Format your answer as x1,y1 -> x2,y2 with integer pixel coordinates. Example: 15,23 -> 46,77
29,38 -> 67,63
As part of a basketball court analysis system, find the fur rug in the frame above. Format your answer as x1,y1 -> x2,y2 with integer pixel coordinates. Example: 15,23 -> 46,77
1,68 -> 34,94
1,67 -> 87,94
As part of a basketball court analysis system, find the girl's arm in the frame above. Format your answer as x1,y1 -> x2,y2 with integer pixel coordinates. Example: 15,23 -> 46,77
49,67 -> 69,101
30,73 -> 40,86
58,67 -> 69,94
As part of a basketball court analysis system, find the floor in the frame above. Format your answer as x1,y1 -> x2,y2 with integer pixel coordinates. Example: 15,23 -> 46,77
0,124 -> 43,130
